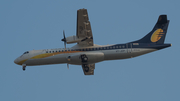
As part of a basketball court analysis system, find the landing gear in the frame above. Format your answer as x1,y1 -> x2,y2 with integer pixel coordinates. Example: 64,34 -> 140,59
23,67 -> 26,71
81,54 -> 89,73
83,64 -> 89,72
80,54 -> 88,62
22,64 -> 26,71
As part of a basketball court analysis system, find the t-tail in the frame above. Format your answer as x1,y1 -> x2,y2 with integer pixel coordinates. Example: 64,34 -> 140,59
133,15 -> 170,44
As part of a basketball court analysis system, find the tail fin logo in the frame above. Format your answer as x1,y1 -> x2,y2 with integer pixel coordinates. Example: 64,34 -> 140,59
151,29 -> 164,42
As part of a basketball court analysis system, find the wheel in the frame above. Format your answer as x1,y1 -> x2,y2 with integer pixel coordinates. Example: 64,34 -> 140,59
23,67 -> 25,71
84,65 -> 89,72
81,54 -> 88,62
22,65 -> 26,71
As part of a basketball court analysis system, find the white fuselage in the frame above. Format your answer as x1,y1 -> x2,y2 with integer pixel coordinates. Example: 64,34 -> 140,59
14,44 -> 156,66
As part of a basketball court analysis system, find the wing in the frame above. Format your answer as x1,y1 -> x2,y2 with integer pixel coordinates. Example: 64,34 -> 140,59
82,64 -> 95,75
76,9 -> 94,46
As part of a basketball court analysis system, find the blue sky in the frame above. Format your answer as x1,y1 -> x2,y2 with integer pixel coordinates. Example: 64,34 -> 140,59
1,0 -> 180,101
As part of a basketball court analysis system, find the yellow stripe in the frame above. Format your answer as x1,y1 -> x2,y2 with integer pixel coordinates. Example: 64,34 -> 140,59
17,59 -> 28,65
30,51 -> 82,59
17,51 -> 82,65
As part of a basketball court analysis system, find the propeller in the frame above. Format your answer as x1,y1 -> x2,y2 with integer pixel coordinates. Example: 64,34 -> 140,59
61,30 -> 66,49
61,31 -> 69,69
67,63 -> 69,69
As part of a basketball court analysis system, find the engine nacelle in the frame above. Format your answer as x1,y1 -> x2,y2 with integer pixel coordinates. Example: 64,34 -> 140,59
66,36 -> 84,44
67,52 -> 104,65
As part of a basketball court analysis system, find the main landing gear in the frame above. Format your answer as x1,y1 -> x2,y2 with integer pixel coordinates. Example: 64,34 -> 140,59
80,54 -> 90,73
83,64 -> 89,72
80,54 -> 88,62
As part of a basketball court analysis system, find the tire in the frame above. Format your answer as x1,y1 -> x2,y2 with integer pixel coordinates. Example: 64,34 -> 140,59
81,54 -> 88,62
84,66 -> 89,72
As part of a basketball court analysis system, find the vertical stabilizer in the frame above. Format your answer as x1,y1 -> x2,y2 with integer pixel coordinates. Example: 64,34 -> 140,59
133,15 -> 169,44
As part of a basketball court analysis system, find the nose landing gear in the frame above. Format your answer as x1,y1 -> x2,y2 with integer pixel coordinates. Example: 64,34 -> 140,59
22,64 -> 26,71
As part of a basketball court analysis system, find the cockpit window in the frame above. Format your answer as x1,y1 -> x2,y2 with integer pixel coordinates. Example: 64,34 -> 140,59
23,51 -> 29,54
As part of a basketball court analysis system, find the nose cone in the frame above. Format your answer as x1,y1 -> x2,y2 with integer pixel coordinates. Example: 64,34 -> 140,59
14,58 -> 20,65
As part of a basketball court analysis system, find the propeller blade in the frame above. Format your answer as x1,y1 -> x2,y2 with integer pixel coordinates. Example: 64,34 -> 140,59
61,30 -> 67,49
63,30 -> 65,39
64,42 -> 66,49
67,64 -> 69,69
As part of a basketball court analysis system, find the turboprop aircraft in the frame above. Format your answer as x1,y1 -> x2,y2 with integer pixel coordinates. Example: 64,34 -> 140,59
14,9 -> 171,75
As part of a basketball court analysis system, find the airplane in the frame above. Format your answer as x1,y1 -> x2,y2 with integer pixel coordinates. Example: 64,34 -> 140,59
14,9 -> 171,75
